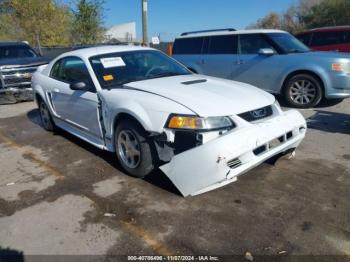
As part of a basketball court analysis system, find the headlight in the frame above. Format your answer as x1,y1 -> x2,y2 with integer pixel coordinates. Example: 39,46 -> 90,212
332,62 -> 350,74
166,115 -> 234,131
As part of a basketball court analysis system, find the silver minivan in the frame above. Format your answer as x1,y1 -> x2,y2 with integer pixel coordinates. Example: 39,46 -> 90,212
172,28 -> 350,108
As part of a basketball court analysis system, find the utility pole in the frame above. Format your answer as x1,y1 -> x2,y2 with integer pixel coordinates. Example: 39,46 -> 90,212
142,0 -> 148,46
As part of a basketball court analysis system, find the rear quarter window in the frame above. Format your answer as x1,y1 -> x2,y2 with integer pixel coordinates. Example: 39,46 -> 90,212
173,37 -> 204,54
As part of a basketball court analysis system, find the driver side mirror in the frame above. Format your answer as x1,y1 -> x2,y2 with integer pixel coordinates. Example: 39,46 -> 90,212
70,81 -> 88,91
258,48 -> 275,56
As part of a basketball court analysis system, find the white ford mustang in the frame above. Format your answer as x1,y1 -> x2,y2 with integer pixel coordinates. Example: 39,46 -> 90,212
32,45 -> 306,196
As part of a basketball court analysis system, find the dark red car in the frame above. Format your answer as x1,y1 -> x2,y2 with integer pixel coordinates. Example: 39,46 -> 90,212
295,26 -> 350,52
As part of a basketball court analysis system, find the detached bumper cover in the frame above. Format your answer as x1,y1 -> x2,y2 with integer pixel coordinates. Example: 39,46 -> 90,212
160,109 -> 306,197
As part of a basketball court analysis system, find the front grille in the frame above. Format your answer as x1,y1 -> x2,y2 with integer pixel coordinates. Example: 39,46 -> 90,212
4,77 -> 32,85
227,158 -> 242,169
253,132 -> 294,156
0,66 -> 38,88
238,105 -> 273,122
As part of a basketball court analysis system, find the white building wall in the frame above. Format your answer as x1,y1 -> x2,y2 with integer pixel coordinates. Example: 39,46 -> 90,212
104,22 -> 137,43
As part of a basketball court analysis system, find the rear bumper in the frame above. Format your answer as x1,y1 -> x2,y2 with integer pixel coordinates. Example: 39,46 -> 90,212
160,109 -> 306,197
0,87 -> 34,104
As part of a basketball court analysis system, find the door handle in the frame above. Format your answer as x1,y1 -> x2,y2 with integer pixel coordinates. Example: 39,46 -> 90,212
53,88 -> 60,93
235,60 -> 244,65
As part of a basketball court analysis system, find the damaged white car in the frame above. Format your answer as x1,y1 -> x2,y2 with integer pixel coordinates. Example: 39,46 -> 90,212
32,46 -> 306,196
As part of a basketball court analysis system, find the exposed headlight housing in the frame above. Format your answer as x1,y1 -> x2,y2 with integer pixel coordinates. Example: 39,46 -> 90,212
332,62 -> 350,74
166,115 -> 235,131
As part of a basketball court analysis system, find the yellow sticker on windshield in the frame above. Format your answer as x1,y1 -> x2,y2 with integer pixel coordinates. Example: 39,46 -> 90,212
103,75 -> 114,81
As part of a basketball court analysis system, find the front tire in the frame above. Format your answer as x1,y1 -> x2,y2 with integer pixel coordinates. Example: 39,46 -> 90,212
283,74 -> 323,108
115,120 -> 154,178
39,100 -> 55,131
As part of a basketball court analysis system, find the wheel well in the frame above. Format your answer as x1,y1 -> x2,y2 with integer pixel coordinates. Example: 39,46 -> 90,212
112,113 -> 150,152
113,113 -> 146,138
282,70 -> 325,95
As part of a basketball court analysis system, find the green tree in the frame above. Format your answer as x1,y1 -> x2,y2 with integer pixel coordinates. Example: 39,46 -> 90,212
0,0 -> 71,47
302,0 -> 350,28
71,0 -> 105,45
247,0 -> 323,33
247,12 -> 281,29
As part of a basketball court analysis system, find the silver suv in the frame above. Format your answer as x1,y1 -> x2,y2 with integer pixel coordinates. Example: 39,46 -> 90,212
173,28 -> 350,108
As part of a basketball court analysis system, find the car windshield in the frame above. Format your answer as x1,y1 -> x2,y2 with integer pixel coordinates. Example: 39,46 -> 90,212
267,33 -> 310,53
0,45 -> 38,59
89,50 -> 191,88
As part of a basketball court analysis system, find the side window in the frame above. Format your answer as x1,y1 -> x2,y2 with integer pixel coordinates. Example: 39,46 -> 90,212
239,34 -> 274,54
296,33 -> 311,45
61,57 -> 91,84
173,37 -> 204,54
340,31 -> 350,44
50,57 -> 94,90
50,60 -> 62,79
311,31 -> 341,46
208,35 -> 238,54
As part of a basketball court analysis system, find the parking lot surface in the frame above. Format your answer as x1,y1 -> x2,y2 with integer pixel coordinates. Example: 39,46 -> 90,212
0,100 -> 349,260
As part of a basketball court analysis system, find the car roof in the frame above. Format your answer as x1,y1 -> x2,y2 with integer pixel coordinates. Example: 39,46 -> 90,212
176,29 -> 286,38
59,45 -> 155,59
298,25 -> 350,34
0,42 -> 31,47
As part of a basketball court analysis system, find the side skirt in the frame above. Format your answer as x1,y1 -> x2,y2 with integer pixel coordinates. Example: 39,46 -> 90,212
53,117 -> 107,150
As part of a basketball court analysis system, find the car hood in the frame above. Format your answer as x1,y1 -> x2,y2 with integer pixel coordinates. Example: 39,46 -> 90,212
0,57 -> 49,68
124,74 -> 275,117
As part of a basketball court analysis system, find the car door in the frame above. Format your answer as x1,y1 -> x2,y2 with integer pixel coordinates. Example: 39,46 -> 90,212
200,35 -> 241,78
49,56 -> 103,142
232,33 -> 282,93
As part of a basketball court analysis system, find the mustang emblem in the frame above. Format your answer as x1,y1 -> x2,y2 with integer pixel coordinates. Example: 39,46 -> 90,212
250,108 -> 267,118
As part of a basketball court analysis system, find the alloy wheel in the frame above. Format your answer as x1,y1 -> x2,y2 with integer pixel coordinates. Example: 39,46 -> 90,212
289,79 -> 317,105
117,130 -> 141,169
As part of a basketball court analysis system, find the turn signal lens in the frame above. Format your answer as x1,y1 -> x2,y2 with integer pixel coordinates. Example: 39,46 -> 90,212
332,63 -> 342,71
332,62 -> 350,73
167,115 -> 234,130
168,116 -> 202,129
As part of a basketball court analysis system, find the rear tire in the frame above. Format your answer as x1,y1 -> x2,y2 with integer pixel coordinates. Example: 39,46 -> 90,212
115,120 -> 154,178
283,74 -> 323,108
39,100 -> 55,131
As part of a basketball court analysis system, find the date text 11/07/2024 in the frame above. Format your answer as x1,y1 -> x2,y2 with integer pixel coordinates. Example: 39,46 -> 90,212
127,255 -> 219,261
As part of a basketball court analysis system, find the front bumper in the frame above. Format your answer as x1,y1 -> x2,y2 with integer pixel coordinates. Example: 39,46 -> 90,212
326,73 -> 350,99
0,87 -> 34,104
160,109 -> 306,197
